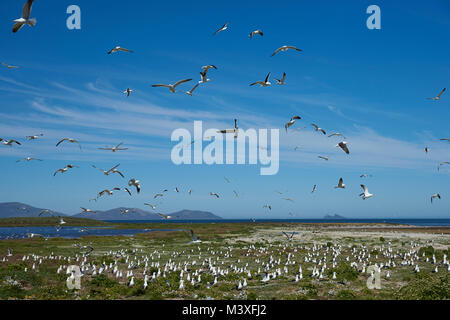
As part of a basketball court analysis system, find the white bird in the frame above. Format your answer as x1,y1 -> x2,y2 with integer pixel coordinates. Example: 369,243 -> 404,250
311,124 -> 326,135
427,88 -> 446,100
80,207 -> 95,213
98,143 -> 128,152
217,119 -> 239,138
250,72 -> 271,87
271,45 -> 302,57
0,139 -> 21,146
183,83 -> 200,96
53,164 -> 78,176
144,203 -> 156,210
336,141 -> 350,154
152,79 -> 192,93
334,177 -> 346,189
198,65 -> 217,84
128,178 -> 141,193
12,0 -> 36,33
26,134 -> 43,140
328,132 -> 346,139
59,217 -> 66,225
16,157 -> 42,163
359,185 -> 373,200
157,213 -> 173,220
249,29 -> 263,39
123,88 -> 133,97
274,72 -> 286,85
107,46 -> 134,54
97,188 -> 121,198
56,138 -> 81,150
431,193 -> 441,203
213,22 -> 229,35
285,115 -> 301,131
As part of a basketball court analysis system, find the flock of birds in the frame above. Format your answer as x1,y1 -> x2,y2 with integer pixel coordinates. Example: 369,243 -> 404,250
1,1 -> 448,232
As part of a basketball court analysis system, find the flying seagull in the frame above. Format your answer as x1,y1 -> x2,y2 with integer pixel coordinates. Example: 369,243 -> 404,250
12,0 -> 36,33
249,29 -> 263,39
107,46 -> 134,54
438,162 -> 449,171
98,143 -> 128,152
318,156 -> 329,161
152,79 -> 192,93
80,207 -> 96,213
334,177 -> 346,189
285,115 -> 301,131
92,164 -> 123,177
16,157 -> 42,162
124,188 -> 132,196
311,185 -> 317,193
153,193 -> 164,199
328,133 -> 346,139
250,72 -> 271,87
26,134 -> 43,140
427,88 -> 446,101
359,185 -> 373,200
360,174 -> 372,178
54,164 -> 78,176
263,204 -> 272,210
0,139 -> 21,146
271,45 -> 302,57
431,193 -> 441,203
440,138 -> 450,142
217,119 -> 239,138
210,192 -> 220,198
189,230 -> 201,243
233,190 -> 239,197
97,188 -> 121,198
425,147 -> 430,153
144,203 -> 156,210
38,209 -> 53,216
213,22 -> 229,35
157,212 -> 173,220
183,83 -> 200,96
274,72 -> 286,85
56,138 -> 81,150
311,124 -> 326,135
128,178 -> 141,194
199,65 -> 217,83
123,88 -> 133,97
1,63 -> 21,69
336,141 -> 350,154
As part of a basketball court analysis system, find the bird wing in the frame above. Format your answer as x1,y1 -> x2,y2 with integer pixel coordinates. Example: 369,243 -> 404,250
437,88 -> 446,97
250,81 -> 264,86
56,138 -> 67,146
265,72 -> 271,82
189,83 -> 199,93
152,84 -> 171,88
125,188 -> 132,196
22,0 -> 34,19
360,184 -> 368,193
12,22 -> 24,33
286,46 -> 302,52
339,178 -> 344,186
119,47 -> 133,53
271,47 -> 282,56
173,79 -> 192,88
311,124 -> 319,130
107,163 -> 120,173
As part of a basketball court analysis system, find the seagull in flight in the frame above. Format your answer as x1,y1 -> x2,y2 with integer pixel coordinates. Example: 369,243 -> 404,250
97,188 -> 121,198
16,157 -> 42,162
26,134 -> 43,140
427,88 -> 446,101
0,138 -> 21,146
56,138 -> 81,150
153,193 -> 164,199
274,72 -> 286,85
12,0 -> 36,33
152,79 -> 192,93
431,193 -> 441,203
233,190 -> 239,197
217,119 -> 239,138
157,212 -> 173,220
425,147 -> 430,153
199,65 -> 217,83
128,178 -> 141,193
285,115 -> 301,131
359,185 -> 373,200
250,72 -> 271,87
210,192 -> 220,198
123,88 -> 133,97
98,143 -> 128,152
144,203 -> 156,210
54,164 -> 78,176
311,124 -> 326,135
213,22 -> 229,35
334,178 -> 346,189
1,63 -> 21,69
328,133 -> 346,139
249,29 -> 263,39
318,156 -> 329,161
124,188 -> 132,196
263,204 -> 272,210
360,174 -> 372,178
311,185 -> 317,193
336,141 -> 350,154
80,207 -> 96,213
39,209 -> 53,216
107,46 -> 134,54
183,83 -> 200,96
438,162 -> 449,171
271,45 -> 302,57
92,164 -> 124,177
440,138 -> 450,142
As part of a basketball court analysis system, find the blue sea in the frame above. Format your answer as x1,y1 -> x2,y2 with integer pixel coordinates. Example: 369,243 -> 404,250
106,219 -> 450,227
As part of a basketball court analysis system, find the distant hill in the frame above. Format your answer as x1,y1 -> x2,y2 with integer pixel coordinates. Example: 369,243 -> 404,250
0,202 -> 67,218
323,214 -> 346,219
73,208 -> 221,220
0,202 -> 221,220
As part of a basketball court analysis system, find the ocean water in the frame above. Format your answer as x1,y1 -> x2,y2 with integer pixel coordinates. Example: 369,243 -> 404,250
106,219 -> 450,227
0,226 -> 183,240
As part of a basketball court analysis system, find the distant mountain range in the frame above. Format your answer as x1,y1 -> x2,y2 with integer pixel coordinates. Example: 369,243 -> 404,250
323,214 -> 346,219
0,202 -> 221,220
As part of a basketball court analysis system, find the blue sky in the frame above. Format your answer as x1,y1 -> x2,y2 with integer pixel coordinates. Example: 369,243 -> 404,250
0,0 -> 449,218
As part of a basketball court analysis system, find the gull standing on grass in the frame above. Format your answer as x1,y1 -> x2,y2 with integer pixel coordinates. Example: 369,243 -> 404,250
12,0 -> 36,33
